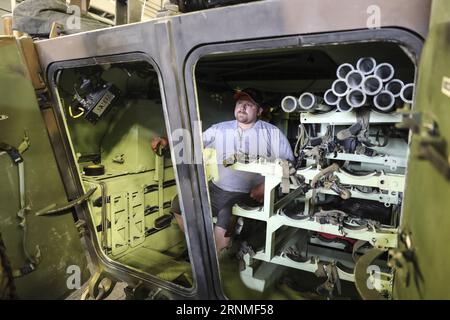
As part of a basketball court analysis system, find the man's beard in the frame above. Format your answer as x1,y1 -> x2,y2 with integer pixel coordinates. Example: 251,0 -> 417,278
237,114 -> 250,123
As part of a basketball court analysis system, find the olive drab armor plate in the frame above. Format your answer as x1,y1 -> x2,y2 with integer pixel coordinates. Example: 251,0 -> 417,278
394,0 -> 450,299
0,37 -> 89,299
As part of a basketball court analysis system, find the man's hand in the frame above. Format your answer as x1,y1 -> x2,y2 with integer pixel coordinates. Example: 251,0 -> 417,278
250,182 -> 265,203
151,137 -> 169,152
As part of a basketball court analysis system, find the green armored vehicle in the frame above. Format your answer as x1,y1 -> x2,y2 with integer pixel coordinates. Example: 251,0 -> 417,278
1,0 -> 449,300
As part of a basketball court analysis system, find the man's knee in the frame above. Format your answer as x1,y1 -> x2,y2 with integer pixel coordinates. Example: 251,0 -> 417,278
174,212 -> 184,233
215,205 -> 233,234
214,226 -> 231,252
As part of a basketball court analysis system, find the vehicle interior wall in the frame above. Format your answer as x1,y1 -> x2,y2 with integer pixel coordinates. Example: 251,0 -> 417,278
194,40 -> 416,299
53,60 -> 193,289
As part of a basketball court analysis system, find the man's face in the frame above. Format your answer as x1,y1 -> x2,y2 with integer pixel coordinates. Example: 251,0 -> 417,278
234,98 -> 262,125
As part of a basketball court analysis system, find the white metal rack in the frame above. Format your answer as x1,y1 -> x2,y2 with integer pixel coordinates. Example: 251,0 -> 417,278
230,159 -> 398,292
325,153 -> 407,171
229,109 -> 406,295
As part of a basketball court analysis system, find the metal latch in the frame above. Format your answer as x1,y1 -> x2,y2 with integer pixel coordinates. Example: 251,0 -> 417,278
323,175 -> 352,200
81,270 -> 117,300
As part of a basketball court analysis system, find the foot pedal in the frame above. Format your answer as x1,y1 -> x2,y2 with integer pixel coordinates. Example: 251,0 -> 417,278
155,214 -> 172,229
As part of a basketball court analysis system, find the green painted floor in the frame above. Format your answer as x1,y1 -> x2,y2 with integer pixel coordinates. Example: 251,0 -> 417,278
114,222 -> 194,288
108,220 -> 360,299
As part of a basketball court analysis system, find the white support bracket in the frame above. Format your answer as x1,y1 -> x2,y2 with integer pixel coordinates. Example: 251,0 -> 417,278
297,167 -> 405,193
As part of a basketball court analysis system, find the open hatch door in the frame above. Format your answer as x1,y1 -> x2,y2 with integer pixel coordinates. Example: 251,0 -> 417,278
0,36 -> 90,299
394,0 -> 450,299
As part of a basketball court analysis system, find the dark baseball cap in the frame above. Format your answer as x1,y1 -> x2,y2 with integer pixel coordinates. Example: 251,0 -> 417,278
233,88 -> 265,108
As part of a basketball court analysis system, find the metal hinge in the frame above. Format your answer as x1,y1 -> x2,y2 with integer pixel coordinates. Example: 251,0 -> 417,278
36,89 -> 53,110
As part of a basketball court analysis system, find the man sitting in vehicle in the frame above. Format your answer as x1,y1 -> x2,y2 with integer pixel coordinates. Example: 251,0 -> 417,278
152,88 -> 294,253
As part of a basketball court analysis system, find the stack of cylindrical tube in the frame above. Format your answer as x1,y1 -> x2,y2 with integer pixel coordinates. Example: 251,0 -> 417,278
281,57 -> 415,113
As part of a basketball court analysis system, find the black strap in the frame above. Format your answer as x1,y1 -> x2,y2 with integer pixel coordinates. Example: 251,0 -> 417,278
12,263 -> 36,278
0,142 -> 23,164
